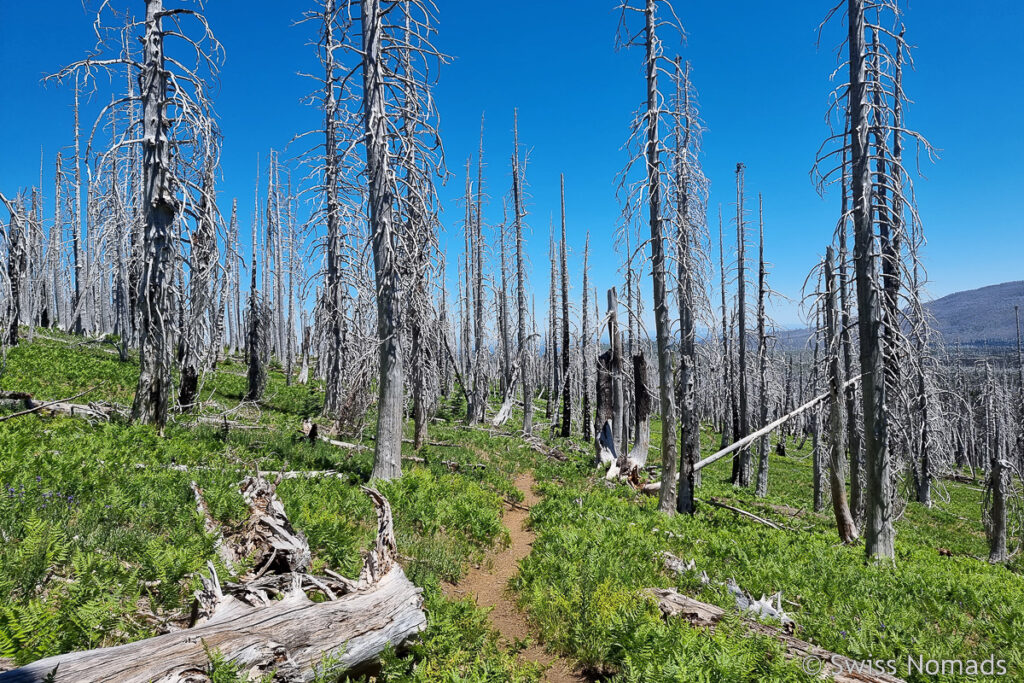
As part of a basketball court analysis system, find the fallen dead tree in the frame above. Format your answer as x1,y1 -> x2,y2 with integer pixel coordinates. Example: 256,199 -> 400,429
641,375 -> 862,494
0,386 -> 119,423
646,588 -> 904,683
0,476 -> 425,683
658,552 -> 794,628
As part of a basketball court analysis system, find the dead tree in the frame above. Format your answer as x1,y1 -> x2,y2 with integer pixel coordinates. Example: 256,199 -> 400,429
754,197 -> 772,497
582,233 -> 593,442
816,0 -> 934,560
559,175 -> 572,437
497,202 -> 513,396
984,367 -> 1009,564
546,223 -> 559,426
467,117 -> 488,425
731,163 -> 751,487
617,0 -> 679,514
50,0 -> 221,427
667,57 -> 709,514
512,110 -> 533,436
717,208 -> 734,451
0,193 -> 23,346
825,247 -> 859,542
177,127 -> 221,411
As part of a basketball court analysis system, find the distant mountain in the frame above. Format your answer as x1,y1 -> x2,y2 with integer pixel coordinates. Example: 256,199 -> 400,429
774,281 -> 1024,350
925,280 -> 1024,347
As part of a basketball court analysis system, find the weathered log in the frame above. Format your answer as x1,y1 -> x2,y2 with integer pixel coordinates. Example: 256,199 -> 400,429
0,567 -> 424,683
647,588 -> 905,683
703,497 -> 792,531
0,385 -> 113,423
0,480 -> 425,683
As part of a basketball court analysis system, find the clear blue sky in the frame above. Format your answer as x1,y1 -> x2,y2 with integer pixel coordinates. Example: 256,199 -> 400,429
1,1 -> 1021,329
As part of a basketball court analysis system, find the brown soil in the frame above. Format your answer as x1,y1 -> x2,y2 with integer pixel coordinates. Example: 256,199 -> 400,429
442,472 -> 589,683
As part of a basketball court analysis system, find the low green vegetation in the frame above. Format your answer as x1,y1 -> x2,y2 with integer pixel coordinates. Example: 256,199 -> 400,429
2,332 -> 1023,682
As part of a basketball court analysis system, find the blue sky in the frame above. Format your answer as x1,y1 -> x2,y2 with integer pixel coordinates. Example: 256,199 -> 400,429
1,0 -> 1021,329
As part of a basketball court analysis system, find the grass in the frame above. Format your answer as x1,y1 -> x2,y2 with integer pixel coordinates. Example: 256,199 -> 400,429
2,330 -> 1024,681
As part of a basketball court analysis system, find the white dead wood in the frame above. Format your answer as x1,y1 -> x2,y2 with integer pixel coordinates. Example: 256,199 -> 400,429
0,478 -> 425,683
646,588 -> 904,682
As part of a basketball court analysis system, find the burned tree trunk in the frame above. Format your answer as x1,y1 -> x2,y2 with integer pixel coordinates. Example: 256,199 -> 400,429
837,140 -> 864,525
754,197 -> 770,498
595,348 -> 617,467
731,163 -> 750,488
363,0 -> 403,481
0,193 -> 22,346
131,0 -> 177,428
582,233 -> 592,442
849,0 -> 895,560
512,111 -> 533,436
177,139 -> 219,411
825,247 -> 858,543
559,175 -> 572,438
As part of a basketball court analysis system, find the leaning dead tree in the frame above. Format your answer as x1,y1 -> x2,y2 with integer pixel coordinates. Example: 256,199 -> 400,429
0,478 -> 425,682
815,0 -> 935,560
48,0 -> 221,428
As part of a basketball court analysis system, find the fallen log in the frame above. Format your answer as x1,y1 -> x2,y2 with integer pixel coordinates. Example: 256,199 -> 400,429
640,375 -> 863,493
0,477 -> 425,683
0,385 -> 113,423
647,588 -> 904,683
300,421 -> 369,451
703,497 -> 791,531
401,456 -> 485,472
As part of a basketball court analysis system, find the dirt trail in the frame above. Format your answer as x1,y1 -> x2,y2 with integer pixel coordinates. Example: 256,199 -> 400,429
442,472 -> 588,683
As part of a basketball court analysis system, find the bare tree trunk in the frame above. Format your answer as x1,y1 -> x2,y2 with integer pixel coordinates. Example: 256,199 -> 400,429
363,0 -> 403,481
731,163 -> 750,487
608,287 -> 624,453
246,215 -> 267,402
582,233 -> 592,442
981,365 -> 1007,563
321,0 -> 345,421
559,175 -> 572,438
177,135 -> 218,411
826,247 -> 858,543
498,206 -> 512,396
512,111 -> 533,436
849,0 -> 895,560
72,78 -> 85,335
717,209 -> 733,451
754,197 -> 770,497
0,193 -> 23,346
838,136 -> 864,525
131,0 -> 177,428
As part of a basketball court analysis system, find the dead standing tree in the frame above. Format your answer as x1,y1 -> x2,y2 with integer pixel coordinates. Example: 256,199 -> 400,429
731,163 -> 751,487
49,0 -> 221,428
559,174 -> 572,438
669,57 -> 710,514
616,0 -> 682,514
815,0 -> 935,560
512,110 -> 534,436
177,124 -> 222,411
0,193 -> 24,347
824,247 -> 859,542
314,0 -> 445,478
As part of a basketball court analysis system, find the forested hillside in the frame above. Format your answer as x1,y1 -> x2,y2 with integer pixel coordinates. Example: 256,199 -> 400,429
1,0 -> 1022,682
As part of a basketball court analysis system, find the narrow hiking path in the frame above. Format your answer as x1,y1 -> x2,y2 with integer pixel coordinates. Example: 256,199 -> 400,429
442,472 -> 588,683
